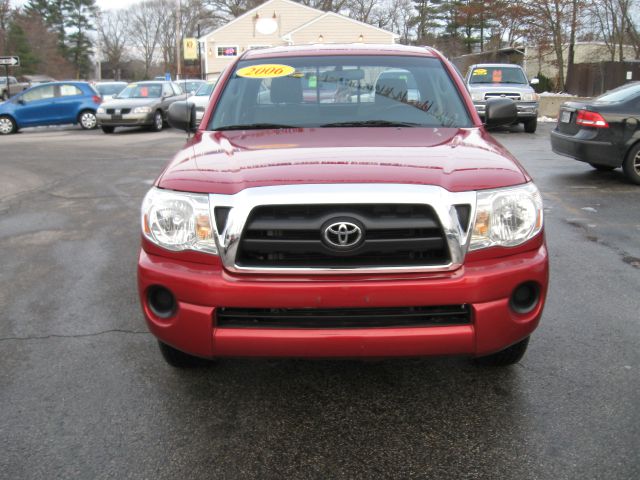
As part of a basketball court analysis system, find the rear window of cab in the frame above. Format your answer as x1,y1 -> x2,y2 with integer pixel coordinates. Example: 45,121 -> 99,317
209,55 -> 472,130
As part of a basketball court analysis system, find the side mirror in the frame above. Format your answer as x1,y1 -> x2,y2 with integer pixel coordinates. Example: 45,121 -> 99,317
168,101 -> 196,132
484,98 -> 517,127
530,78 -> 540,85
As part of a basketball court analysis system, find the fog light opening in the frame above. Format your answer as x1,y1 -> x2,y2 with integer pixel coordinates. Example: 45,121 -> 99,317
147,286 -> 177,319
510,282 -> 540,314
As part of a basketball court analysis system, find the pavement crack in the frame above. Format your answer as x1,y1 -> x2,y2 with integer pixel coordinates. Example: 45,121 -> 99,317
0,329 -> 150,342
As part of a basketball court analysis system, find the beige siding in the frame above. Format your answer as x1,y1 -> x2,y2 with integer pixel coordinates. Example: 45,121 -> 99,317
289,15 -> 395,45
205,0 -> 322,74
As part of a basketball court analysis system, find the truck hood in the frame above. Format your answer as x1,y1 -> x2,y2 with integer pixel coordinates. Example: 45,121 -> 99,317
468,83 -> 535,94
157,127 -> 529,194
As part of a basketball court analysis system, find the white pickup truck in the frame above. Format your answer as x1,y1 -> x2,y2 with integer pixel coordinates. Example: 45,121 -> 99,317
1,76 -> 29,101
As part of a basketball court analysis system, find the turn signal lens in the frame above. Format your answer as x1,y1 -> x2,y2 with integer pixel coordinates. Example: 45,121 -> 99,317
576,110 -> 608,128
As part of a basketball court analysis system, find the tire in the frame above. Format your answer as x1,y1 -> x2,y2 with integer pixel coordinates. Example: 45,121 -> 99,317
622,142 -> 640,185
523,117 -> 537,133
0,115 -> 17,134
150,110 -> 163,132
588,163 -> 616,172
158,341 -> 206,368
78,110 -> 97,130
101,126 -> 115,134
472,337 -> 530,366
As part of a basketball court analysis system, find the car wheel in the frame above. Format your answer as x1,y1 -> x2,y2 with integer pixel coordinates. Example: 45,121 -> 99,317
0,115 -> 16,134
151,110 -> 163,132
588,163 -> 616,172
78,110 -> 97,130
472,337 -> 530,366
622,143 -> 640,185
101,126 -> 115,134
158,341 -> 207,368
523,117 -> 537,133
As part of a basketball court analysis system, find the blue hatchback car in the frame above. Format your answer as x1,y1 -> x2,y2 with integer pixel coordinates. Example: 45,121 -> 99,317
0,81 -> 101,134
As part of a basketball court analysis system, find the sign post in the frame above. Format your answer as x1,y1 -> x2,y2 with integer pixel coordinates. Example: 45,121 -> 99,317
0,56 -> 20,100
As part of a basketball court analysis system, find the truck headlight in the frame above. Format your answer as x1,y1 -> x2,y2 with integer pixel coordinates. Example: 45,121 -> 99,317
470,183 -> 543,250
141,187 -> 217,254
471,92 -> 485,102
97,107 -> 105,114
522,92 -> 539,102
133,106 -> 153,114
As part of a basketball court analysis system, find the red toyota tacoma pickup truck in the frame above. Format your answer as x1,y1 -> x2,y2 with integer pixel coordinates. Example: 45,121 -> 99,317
138,44 -> 548,367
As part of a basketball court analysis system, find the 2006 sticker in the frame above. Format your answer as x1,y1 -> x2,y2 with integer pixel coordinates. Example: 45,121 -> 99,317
236,64 -> 296,78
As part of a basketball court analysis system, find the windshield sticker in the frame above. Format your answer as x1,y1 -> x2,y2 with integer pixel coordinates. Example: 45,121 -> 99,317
492,70 -> 503,82
308,75 -> 317,88
472,69 -> 487,76
236,64 -> 296,79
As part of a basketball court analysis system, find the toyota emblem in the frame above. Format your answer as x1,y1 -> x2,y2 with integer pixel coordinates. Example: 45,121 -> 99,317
323,221 -> 363,250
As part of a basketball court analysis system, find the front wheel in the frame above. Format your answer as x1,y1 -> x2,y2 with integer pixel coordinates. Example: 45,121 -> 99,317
158,341 -> 208,368
472,337 -> 530,366
523,117 -> 537,133
150,110 -> 163,132
78,110 -> 97,130
622,143 -> 640,185
0,115 -> 17,134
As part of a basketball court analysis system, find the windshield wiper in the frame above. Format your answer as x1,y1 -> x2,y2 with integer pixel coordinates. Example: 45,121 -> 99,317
320,120 -> 422,127
215,123 -> 297,131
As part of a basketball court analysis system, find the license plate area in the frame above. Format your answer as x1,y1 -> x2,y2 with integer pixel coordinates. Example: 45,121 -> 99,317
560,110 -> 571,123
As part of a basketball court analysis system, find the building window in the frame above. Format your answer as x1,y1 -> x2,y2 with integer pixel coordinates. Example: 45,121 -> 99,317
216,46 -> 239,57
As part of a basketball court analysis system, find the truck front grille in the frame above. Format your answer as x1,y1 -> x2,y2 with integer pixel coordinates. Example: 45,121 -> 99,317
484,93 -> 521,101
217,305 -> 471,329
236,204 -> 450,269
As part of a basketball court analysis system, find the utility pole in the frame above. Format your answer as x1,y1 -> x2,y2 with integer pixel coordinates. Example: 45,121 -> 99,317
197,24 -> 202,80
175,0 -> 181,80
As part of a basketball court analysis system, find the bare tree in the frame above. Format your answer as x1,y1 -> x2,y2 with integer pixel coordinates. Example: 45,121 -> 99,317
0,0 -> 12,54
127,0 -> 164,78
587,0 -> 637,61
96,9 -> 129,79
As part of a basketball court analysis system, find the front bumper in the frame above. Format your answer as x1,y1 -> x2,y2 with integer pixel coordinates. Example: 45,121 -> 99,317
97,112 -> 154,127
550,129 -> 621,167
138,242 -> 548,359
475,101 -> 538,120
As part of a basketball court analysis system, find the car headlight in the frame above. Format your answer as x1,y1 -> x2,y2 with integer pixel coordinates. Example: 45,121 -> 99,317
471,92 -> 485,102
522,92 -> 539,102
141,187 -> 217,254
470,183 -> 543,250
97,107 -> 105,114
133,106 -> 153,114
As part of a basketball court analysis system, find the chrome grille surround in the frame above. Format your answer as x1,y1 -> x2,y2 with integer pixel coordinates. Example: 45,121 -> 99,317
209,184 -> 477,275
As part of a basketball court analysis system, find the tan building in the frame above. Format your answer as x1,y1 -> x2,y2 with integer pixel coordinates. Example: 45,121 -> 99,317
199,0 -> 399,79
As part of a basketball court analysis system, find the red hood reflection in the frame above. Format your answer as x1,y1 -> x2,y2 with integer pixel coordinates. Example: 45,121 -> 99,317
157,127 -> 529,194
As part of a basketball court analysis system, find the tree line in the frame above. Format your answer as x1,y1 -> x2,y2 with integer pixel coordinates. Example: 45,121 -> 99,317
0,0 -> 638,89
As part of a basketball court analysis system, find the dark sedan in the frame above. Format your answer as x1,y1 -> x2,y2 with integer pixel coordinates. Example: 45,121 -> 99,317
96,81 -> 185,133
550,82 -> 640,184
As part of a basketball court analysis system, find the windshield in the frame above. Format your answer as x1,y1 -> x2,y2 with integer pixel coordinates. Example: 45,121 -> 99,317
596,82 -> 640,103
116,83 -> 162,99
181,81 -> 204,93
209,55 -> 471,130
469,66 -> 527,85
195,82 -> 216,97
97,83 -> 126,96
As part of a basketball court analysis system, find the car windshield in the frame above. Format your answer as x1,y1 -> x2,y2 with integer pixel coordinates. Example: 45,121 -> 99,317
595,82 -> 640,103
195,82 -> 216,97
116,83 -> 162,99
469,66 -> 527,85
97,83 -> 126,96
209,55 -> 471,130
180,81 -> 204,93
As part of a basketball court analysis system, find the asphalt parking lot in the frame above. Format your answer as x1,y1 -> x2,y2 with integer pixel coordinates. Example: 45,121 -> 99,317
1,123 -> 638,479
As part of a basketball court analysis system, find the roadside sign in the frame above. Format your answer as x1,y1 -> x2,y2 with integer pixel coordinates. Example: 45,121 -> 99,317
0,56 -> 20,67
164,72 -> 171,81
183,38 -> 198,60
